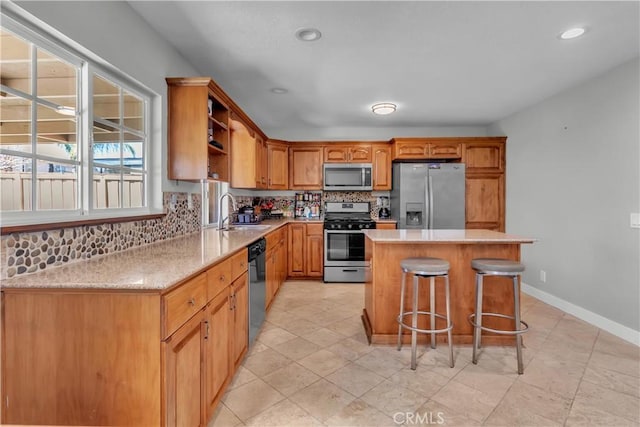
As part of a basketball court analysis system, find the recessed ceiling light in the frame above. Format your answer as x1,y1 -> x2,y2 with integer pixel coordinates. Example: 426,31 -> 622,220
371,103 -> 397,115
295,28 -> 322,42
270,88 -> 288,94
560,27 -> 586,40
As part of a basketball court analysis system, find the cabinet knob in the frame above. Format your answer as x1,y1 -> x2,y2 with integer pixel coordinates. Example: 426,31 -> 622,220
219,275 -> 225,282
188,298 -> 196,306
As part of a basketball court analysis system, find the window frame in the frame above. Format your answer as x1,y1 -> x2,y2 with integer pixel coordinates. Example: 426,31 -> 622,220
0,8 -> 161,228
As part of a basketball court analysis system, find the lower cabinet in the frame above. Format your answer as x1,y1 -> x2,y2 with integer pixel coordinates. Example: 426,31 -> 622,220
265,226 -> 288,309
287,223 -> 324,279
1,249 -> 249,427
164,311 -> 205,427
204,289 -> 231,419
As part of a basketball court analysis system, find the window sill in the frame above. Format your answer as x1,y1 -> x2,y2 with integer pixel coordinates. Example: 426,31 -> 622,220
1,212 -> 166,236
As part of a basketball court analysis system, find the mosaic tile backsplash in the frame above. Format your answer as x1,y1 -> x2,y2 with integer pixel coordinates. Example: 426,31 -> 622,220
1,192 -> 201,279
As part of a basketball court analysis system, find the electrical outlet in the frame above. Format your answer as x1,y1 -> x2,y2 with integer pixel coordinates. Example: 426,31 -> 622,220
170,194 -> 177,211
539,270 -> 546,283
187,193 -> 193,210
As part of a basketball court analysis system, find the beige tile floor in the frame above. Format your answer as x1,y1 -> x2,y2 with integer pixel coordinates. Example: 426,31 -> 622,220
210,281 -> 640,427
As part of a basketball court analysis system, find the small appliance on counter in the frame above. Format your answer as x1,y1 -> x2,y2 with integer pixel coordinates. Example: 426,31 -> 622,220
377,196 -> 390,219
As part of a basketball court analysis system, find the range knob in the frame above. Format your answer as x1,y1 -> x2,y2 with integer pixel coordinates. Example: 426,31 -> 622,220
331,223 -> 338,229
347,223 -> 353,229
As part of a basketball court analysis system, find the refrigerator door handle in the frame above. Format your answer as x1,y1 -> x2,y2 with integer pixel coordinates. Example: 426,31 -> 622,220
428,175 -> 434,229
424,176 -> 430,229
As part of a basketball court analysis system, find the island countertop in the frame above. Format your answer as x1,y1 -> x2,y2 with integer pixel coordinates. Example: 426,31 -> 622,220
363,228 -> 535,244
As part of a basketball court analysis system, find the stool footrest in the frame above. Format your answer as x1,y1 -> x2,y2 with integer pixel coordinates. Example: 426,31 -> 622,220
468,313 -> 529,335
398,311 -> 453,334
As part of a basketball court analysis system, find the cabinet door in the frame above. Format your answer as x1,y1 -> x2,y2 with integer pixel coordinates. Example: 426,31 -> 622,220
289,147 -> 323,189
265,249 -> 277,309
372,144 -> 392,190
465,173 -> 505,231
463,142 -> 504,173
167,84 -> 209,180
231,272 -> 249,367
429,142 -> 462,159
349,146 -> 372,162
305,234 -> 324,277
393,141 -> 428,159
287,223 -> 306,276
164,311 -> 204,427
230,119 -> 257,189
267,142 -> 289,189
324,146 -> 349,162
204,290 -> 231,419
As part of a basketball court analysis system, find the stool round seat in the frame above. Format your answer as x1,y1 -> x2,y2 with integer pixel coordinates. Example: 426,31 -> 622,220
401,258 -> 450,275
471,258 -> 525,274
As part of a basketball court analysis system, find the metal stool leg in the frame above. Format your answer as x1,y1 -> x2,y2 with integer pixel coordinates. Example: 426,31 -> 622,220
397,270 -> 407,351
411,273 -> 419,370
430,276 -> 436,349
472,272 -> 483,365
444,274 -> 454,368
513,275 -> 524,374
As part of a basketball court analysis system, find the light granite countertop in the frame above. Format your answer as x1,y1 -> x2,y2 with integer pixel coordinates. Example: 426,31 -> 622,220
363,229 -> 535,244
1,219 -> 301,291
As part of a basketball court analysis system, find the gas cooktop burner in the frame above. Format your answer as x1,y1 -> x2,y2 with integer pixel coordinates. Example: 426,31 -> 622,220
323,201 -> 375,230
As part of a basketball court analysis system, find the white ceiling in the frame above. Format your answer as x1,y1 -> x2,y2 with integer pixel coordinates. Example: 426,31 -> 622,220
128,1 -> 639,138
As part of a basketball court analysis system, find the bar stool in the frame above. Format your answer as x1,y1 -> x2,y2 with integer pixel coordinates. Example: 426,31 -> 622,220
468,258 -> 529,374
397,257 -> 454,370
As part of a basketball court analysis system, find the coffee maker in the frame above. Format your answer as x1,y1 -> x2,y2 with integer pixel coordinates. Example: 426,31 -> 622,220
377,196 -> 390,219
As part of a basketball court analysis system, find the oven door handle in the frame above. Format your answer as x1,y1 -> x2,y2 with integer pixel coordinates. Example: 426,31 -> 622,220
324,229 -> 366,234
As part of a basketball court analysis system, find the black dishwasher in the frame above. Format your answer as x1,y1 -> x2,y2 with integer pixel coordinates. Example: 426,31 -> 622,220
247,238 -> 266,344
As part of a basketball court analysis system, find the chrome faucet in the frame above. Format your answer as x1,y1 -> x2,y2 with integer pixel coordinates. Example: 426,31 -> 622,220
217,192 -> 237,230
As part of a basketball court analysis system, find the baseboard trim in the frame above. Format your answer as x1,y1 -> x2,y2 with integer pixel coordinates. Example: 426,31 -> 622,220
522,282 -> 640,346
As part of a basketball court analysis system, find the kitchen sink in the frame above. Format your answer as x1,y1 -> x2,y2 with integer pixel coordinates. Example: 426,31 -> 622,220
224,224 -> 272,231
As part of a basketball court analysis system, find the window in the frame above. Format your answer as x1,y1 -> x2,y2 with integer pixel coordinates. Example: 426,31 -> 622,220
0,12 -> 155,226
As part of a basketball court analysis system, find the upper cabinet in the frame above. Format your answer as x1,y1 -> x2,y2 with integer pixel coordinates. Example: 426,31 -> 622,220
166,77 -> 230,181
267,140 -> 289,190
229,114 -> 269,189
371,143 -> 392,190
324,145 -> 372,163
289,146 -> 323,190
462,139 -> 505,173
392,138 -> 462,160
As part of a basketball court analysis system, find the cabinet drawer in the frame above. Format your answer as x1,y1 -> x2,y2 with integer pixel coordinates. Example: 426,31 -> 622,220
230,249 -> 248,281
163,273 -> 207,338
207,260 -> 231,301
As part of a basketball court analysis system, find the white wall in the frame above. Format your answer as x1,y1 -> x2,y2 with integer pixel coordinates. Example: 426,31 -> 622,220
489,58 -> 640,337
263,125 -> 488,141
13,0 -> 203,196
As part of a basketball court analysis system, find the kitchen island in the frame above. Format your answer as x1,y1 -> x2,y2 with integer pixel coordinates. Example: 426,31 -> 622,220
362,229 -> 535,345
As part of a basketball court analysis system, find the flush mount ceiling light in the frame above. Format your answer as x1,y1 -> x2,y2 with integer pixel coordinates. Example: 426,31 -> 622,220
371,102 -> 397,115
295,28 -> 322,42
560,27 -> 586,40
270,87 -> 288,94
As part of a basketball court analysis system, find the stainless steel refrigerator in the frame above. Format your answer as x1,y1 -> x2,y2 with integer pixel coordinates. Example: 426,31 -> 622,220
391,163 -> 465,229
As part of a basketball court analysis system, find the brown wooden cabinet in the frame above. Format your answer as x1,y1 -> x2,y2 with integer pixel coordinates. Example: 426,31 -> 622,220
323,145 -> 372,163
166,77 -> 229,181
289,146 -> 323,189
267,140 -> 289,190
230,118 -> 263,189
204,289 -> 231,420
265,226 -> 288,309
255,135 -> 268,189
164,311 -> 204,427
371,143 -> 392,190
287,222 -> 323,278
2,248 -> 249,427
462,138 -> 506,231
392,138 -> 462,160
375,222 -> 397,230
306,224 -> 324,277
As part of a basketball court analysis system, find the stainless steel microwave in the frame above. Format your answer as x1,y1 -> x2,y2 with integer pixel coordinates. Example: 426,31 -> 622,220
323,163 -> 373,191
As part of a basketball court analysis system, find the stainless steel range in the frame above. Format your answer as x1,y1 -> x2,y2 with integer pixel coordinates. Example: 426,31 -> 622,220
323,202 -> 376,283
